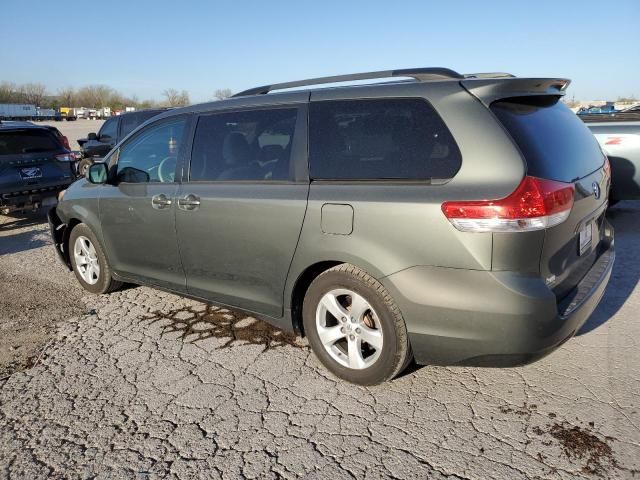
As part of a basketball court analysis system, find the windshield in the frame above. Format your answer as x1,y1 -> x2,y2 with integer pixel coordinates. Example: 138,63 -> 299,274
0,129 -> 60,155
491,96 -> 605,182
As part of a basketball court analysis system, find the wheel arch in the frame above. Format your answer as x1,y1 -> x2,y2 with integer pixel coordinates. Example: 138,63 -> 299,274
289,260 -> 344,336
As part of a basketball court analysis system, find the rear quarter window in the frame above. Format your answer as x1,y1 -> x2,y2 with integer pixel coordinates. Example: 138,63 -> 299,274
0,129 -> 60,155
491,96 -> 605,182
309,99 -> 461,181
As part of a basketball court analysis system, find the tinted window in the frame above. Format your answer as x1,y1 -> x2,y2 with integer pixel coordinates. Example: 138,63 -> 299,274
190,108 -> 297,181
116,118 -> 186,183
0,129 -> 60,155
491,97 -> 605,182
309,99 -> 461,180
99,117 -> 118,139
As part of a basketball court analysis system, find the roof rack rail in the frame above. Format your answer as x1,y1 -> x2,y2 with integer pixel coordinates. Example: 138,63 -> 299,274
232,67 -> 464,97
463,72 -> 515,79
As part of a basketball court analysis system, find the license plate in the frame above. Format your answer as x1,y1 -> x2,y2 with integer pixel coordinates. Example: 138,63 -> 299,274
578,223 -> 593,255
20,167 -> 42,179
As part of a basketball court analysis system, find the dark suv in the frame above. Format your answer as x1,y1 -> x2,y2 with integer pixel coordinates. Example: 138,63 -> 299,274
1,121 -> 76,214
76,109 -> 168,175
49,68 -> 614,385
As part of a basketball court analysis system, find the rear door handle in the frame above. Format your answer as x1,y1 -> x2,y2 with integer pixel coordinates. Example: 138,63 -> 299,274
178,194 -> 201,211
151,193 -> 172,209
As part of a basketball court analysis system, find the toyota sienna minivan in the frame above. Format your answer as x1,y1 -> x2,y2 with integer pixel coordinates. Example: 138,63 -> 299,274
49,68 -> 614,385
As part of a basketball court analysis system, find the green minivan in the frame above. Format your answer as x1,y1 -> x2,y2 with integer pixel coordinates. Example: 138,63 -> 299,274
49,68 -> 614,385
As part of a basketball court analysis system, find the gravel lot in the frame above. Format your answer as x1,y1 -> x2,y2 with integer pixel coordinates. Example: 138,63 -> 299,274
0,202 -> 639,479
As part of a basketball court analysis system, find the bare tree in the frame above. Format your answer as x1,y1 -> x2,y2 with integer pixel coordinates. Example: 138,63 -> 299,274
0,82 -> 20,103
20,83 -> 48,106
213,88 -> 233,100
57,87 -> 76,107
75,85 -> 114,107
162,88 -> 190,107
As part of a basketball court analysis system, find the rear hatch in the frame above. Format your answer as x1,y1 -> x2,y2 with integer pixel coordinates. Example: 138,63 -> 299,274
490,96 -> 609,302
0,128 -> 74,196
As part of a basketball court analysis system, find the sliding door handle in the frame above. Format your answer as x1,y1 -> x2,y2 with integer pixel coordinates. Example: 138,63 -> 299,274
178,194 -> 201,210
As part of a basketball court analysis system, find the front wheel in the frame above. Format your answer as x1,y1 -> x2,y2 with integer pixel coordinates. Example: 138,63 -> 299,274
69,223 -> 122,294
303,264 -> 412,385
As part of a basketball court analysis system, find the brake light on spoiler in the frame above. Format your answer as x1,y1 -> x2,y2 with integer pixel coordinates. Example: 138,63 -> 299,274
442,176 -> 575,233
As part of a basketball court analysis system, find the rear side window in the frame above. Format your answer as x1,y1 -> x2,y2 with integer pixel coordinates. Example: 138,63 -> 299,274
190,108 -> 298,181
0,129 -> 60,155
309,99 -> 461,180
491,96 -> 604,182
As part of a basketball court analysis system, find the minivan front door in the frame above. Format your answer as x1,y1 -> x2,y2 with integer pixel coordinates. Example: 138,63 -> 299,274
175,106 -> 308,318
99,116 -> 188,291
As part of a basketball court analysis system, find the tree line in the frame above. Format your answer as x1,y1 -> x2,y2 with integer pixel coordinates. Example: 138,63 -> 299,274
0,82 -> 234,110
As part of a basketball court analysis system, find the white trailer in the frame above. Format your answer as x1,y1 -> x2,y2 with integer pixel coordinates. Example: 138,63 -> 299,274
98,107 -> 111,118
0,103 -> 37,120
36,108 -> 57,120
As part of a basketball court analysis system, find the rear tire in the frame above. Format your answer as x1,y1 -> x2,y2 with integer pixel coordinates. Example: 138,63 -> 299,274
302,264 -> 412,385
69,223 -> 121,294
77,157 -> 93,177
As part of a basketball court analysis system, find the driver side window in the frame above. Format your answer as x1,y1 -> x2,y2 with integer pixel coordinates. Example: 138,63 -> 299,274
116,118 -> 186,183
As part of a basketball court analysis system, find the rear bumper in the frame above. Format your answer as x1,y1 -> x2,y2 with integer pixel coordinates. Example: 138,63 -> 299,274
382,227 -> 615,367
1,184 -> 69,210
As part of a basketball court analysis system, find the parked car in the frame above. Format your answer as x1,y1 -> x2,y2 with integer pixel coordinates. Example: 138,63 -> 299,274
76,108 -> 168,175
48,68 -> 614,385
586,121 -> 640,203
1,121 -> 72,151
1,121 -> 76,214
577,103 -> 618,115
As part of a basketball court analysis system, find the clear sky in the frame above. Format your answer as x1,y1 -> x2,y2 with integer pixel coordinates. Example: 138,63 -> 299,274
1,0 -> 638,103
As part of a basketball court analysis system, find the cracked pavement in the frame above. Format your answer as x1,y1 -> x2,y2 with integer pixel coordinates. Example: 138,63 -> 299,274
0,203 -> 639,479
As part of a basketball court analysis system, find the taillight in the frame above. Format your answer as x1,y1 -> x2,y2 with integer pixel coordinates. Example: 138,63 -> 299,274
442,176 -> 575,233
56,152 -> 77,162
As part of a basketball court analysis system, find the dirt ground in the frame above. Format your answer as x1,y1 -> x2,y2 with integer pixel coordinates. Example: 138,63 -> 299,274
0,213 -> 84,379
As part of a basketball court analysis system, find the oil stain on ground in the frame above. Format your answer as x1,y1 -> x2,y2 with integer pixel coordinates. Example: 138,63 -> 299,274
533,422 -> 619,477
143,305 -> 305,351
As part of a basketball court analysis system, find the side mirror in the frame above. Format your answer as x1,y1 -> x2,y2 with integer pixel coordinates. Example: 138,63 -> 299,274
87,162 -> 108,184
87,132 -> 98,140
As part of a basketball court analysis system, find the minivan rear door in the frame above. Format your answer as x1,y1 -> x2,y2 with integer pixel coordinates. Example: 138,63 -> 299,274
175,103 -> 309,318
490,96 -> 609,302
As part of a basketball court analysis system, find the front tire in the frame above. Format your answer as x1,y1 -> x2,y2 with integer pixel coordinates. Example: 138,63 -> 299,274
69,223 -> 121,294
303,264 -> 412,385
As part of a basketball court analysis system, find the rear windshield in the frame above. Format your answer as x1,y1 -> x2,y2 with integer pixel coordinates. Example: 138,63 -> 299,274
491,96 -> 604,182
0,129 -> 60,155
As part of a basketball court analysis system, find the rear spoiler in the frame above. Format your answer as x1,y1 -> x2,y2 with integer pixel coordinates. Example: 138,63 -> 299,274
461,78 -> 571,106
